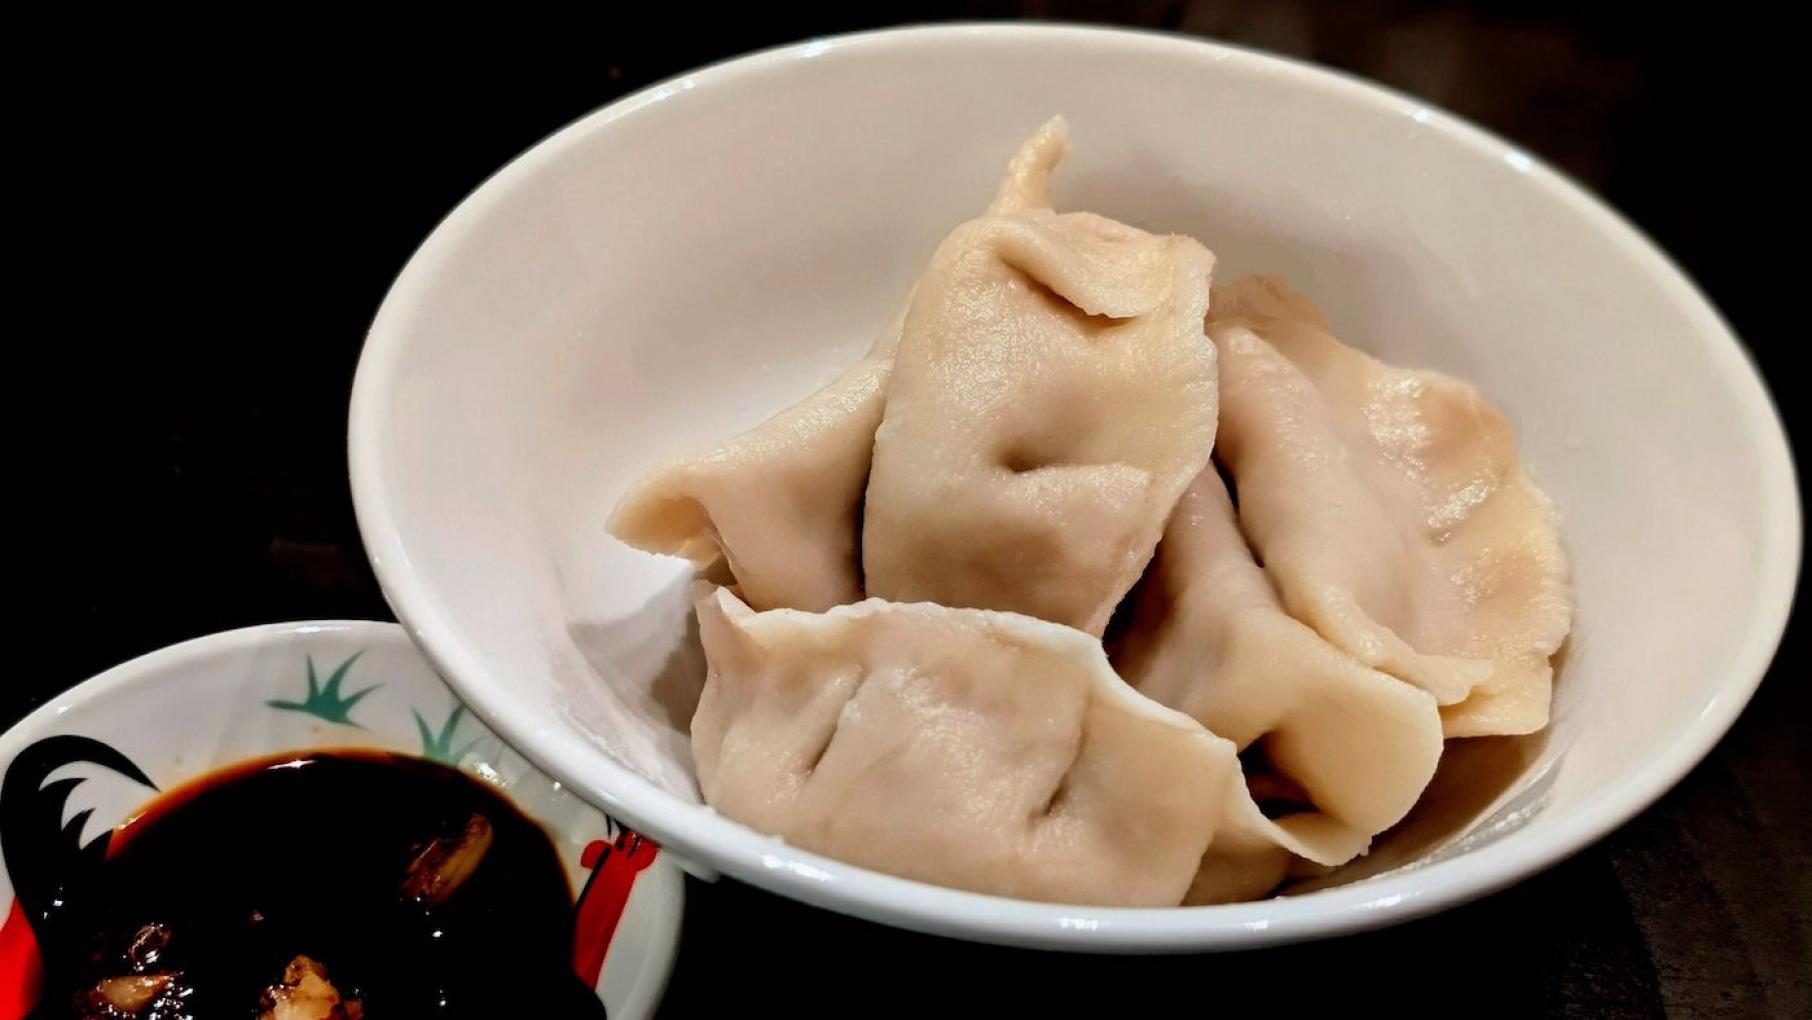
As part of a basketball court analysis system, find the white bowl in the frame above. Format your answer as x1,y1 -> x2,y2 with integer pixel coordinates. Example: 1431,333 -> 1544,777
348,25 -> 1799,950
0,622 -> 683,1016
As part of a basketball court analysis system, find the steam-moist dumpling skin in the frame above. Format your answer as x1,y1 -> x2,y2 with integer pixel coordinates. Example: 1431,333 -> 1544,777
608,314 -> 902,612
691,586 -> 1242,906
1209,277 -> 1572,737
862,117 -> 1218,636
1115,469 -> 1445,902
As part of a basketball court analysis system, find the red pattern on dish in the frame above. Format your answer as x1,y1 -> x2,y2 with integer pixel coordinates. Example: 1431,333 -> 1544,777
572,829 -> 660,987
0,898 -> 42,1020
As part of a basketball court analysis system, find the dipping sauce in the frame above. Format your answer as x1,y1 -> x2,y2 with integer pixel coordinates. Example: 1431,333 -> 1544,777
35,751 -> 605,1018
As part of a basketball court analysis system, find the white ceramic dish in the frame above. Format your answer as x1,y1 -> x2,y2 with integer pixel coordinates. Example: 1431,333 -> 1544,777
0,622 -> 683,1017
348,25 -> 1799,950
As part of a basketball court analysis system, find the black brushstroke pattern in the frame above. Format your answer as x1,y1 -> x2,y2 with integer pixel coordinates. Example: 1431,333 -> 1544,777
1,735 -> 156,959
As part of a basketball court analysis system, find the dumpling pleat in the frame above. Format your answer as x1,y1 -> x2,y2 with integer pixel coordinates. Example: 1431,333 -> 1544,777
608,310 -> 903,612
1208,275 -> 1571,737
1116,468 -> 1446,900
862,116 -> 1219,636
692,586 -> 1244,907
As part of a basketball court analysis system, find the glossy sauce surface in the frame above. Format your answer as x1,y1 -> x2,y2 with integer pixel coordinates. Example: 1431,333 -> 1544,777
45,751 -> 604,1018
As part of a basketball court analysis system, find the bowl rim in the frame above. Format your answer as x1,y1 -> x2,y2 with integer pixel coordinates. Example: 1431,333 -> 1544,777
347,22 -> 1802,951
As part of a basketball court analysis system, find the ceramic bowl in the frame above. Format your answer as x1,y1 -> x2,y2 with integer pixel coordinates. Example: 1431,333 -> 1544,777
0,621 -> 683,1017
347,25 -> 1799,950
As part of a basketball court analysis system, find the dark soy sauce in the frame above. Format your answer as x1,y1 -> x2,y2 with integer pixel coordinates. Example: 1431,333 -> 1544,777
43,751 -> 605,1018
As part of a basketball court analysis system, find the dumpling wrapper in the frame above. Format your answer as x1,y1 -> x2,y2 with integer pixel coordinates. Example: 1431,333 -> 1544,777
1209,276 -> 1572,736
862,117 -> 1219,636
608,312 -> 903,612
1115,469 -> 1445,901
692,586 -> 1245,906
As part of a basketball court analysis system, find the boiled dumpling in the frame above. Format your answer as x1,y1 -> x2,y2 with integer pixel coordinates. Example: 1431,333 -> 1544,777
1114,468 -> 1445,900
691,586 -> 1244,906
607,119 -> 1573,906
861,117 -> 1219,636
608,313 -> 903,612
1209,276 -> 1571,736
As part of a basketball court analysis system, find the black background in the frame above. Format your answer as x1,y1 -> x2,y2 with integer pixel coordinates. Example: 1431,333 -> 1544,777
23,4 -> 1807,1015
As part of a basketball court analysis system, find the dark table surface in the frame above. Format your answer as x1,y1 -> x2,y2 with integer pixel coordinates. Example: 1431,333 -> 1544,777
24,5 -> 1807,1016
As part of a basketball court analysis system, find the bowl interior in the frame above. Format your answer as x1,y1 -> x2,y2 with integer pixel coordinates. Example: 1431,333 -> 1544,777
351,26 -> 1798,946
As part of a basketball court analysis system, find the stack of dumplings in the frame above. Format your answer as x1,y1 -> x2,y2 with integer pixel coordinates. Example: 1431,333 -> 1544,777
608,118 -> 1573,907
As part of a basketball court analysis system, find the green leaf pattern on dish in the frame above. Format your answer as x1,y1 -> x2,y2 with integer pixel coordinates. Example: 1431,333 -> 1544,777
413,702 -> 488,766
266,651 -> 380,727
266,650 -> 492,765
